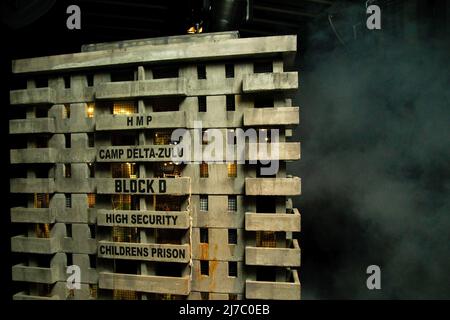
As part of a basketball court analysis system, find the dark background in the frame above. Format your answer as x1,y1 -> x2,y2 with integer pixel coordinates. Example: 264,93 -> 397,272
1,0 -> 449,300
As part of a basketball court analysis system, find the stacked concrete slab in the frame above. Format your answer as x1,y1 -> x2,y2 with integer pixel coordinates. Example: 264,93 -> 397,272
9,31 -> 301,300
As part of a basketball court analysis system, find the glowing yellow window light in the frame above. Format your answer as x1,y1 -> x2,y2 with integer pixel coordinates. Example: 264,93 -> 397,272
87,102 -> 95,118
113,101 -> 136,115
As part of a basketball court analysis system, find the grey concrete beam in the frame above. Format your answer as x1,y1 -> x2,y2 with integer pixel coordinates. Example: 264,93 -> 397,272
11,235 -> 61,254
9,118 -> 56,134
191,260 -> 244,294
10,178 -> 55,193
96,79 -> 187,100
96,177 -> 191,195
245,177 -> 301,196
82,31 -> 240,52
246,142 -> 301,161
96,112 -> 186,130
97,241 -> 190,263
10,148 -> 96,163
96,209 -> 190,229
99,272 -> 191,295
243,107 -> 299,126
11,207 -> 56,224
245,240 -> 301,267
13,292 -> 59,300
12,253 -> 66,284
10,88 -> 56,105
191,228 -> 245,261
243,72 -> 298,93
10,148 -> 57,164
245,269 -> 301,300
12,35 -> 296,74
245,209 -> 301,232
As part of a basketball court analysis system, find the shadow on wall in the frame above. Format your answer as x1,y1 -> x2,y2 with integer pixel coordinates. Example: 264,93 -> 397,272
289,0 -> 450,299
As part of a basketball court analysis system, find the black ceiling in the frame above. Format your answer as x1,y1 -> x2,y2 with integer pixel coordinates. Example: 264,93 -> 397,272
1,0 -> 338,49
75,0 -> 337,39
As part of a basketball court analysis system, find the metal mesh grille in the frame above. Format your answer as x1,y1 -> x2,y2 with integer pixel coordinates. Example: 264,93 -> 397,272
113,289 -> 138,300
112,194 -> 134,210
112,226 -> 138,243
227,196 -> 237,212
256,231 -> 277,248
113,101 -> 136,115
200,196 -> 208,211
34,193 -> 49,208
227,163 -> 237,177
87,193 -> 96,208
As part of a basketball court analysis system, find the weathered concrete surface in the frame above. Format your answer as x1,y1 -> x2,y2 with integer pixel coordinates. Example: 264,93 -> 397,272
191,195 -> 245,229
11,207 -> 55,224
99,272 -> 191,295
245,270 -> 301,300
9,118 -> 55,134
96,209 -> 190,229
97,241 -> 191,263
10,148 -> 96,163
13,281 -> 72,300
191,260 -> 244,294
12,265 -> 59,283
13,35 -> 296,74
12,253 -> 66,284
243,72 -> 298,93
245,142 -> 301,161
95,177 -> 191,195
10,88 -> 56,104
10,32 -> 301,300
245,177 -> 301,195
95,112 -> 186,130
10,148 -> 57,164
191,228 -> 244,261
11,235 -> 61,254
13,292 -> 59,300
245,209 -> 301,232
61,224 -> 97,254
94,143 -> 299,163
245,240 -> 301,267
10,178 -> 55,193
10,223 -> 96,254
95,145 -> 182,163
243,107 -> 299,126
96,79 -> 187,99
82,31 -> 240,52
